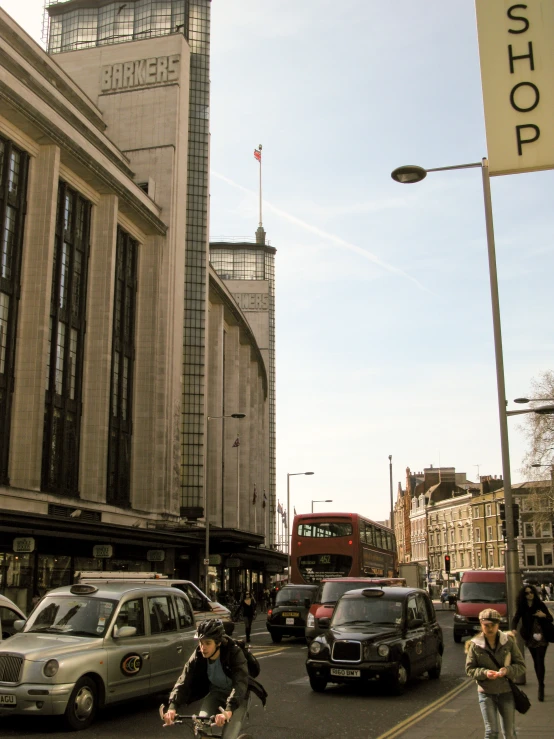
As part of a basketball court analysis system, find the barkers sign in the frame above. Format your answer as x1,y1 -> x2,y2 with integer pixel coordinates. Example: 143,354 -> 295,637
233,293 -> 269,311
101,55 -> 180,92
475,1 -> 554,175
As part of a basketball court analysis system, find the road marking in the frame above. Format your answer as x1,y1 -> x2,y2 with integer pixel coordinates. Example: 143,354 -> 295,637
374,678 -> 473,739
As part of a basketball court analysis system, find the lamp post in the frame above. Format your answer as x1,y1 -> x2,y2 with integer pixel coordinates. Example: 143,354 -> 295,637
391,158 -> 522,622
287,471 -> 314,577
311,499 -> 332,513
205,413 -> 246,588
388,455 -> 394,531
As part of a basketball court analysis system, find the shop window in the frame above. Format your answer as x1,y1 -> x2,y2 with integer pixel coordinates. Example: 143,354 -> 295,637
0,136 -> 29,483
0,551 -> 32,611
42,182 -> 91,495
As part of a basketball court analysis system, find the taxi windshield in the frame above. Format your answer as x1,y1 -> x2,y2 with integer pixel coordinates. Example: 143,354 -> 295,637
332,597 -> 402,627
24,595 -> 117,637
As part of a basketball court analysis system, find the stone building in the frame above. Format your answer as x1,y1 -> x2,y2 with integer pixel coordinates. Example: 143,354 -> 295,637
470,476 -> 505,571
0,2 -> 284,613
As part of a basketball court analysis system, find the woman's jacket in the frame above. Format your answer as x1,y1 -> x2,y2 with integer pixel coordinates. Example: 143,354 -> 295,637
465,630 -> 525,694
511,599 -> 553,642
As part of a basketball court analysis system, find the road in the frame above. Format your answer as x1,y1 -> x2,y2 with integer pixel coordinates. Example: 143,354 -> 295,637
1,606 -> 467,739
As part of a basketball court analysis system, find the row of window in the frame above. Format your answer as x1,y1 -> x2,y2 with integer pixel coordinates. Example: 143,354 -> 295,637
0,133 -> 137,503
430,549 -> 505,571
296,520 -> 395,552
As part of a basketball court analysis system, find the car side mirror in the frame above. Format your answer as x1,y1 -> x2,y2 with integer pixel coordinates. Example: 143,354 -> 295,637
408,618 -> 423,629
13,619 -> 26,632
114,625 -> 137,638
318,617 -> 330,628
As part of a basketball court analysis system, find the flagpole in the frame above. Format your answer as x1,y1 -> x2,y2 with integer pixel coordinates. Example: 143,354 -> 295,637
237,440 -> 240,527
257,144 -> 262,226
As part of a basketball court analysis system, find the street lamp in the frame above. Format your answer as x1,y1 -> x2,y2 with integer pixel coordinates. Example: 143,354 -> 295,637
388,455 -> 394,531
287,471 -> 314,576
392,158 -> 521,622
205,413 -> 246,588
506,405 -> 554,417
311,499 -> 332,513
514,398 -> 554,404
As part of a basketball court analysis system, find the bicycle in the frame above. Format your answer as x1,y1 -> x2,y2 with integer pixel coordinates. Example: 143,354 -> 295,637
159,705 -> 253,739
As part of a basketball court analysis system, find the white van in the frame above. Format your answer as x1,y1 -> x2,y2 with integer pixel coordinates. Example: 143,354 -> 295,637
76,572 -> 232,625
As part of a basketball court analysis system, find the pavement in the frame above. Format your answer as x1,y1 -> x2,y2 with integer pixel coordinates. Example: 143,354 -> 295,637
388,603 -> 554,739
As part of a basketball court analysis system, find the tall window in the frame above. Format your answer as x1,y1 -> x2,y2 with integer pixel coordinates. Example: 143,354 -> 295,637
0,137 -> 28,483
107,228 -> 137,505
42,183 -> 90,494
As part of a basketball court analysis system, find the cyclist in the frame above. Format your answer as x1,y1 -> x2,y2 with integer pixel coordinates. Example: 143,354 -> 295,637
162,619 -> 266,738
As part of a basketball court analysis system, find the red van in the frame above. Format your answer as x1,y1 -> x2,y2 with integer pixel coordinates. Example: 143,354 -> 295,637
305,576 -> 406,643
453,570 -> 508,642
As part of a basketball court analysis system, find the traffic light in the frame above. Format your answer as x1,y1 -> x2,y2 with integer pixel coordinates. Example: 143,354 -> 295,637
444,554 -> 451,573
499,502 -> 520,538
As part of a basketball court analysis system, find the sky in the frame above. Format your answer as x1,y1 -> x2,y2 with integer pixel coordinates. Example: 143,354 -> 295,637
3,1 -> 553,525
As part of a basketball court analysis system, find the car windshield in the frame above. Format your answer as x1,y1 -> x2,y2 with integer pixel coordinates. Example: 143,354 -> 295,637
332,597 -> 402,627
459,582 -> 506,603
320,581 -> 372,604
24,595 -> 117,637
276,589 -> 314,606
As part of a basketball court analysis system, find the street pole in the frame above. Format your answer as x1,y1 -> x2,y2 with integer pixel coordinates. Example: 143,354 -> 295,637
389,455 -> 394,531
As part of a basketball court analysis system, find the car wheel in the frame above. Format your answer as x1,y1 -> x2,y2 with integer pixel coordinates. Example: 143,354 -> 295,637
428,653 -> 442,679
270,631 -> 282,643
387,660 -> 409,695
453,632 -> 462,644
309,674 -> 327,692
64,676 -> 98,731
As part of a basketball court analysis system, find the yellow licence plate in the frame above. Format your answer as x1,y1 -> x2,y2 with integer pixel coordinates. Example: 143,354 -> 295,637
282,611 -> 300,617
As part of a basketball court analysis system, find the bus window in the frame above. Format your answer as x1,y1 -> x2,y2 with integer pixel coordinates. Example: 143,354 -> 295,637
366,523 -> 375,546
297,522 -> 353,537
375,528 -> 383,549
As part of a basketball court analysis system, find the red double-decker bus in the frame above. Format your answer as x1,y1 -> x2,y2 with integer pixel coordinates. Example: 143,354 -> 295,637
290,512 -> 397,584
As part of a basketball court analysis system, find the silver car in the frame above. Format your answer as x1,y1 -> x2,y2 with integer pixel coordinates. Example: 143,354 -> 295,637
0,582 -> 197,729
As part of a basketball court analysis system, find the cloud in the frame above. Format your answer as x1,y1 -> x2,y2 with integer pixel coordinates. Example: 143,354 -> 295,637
211,170 -> 427,290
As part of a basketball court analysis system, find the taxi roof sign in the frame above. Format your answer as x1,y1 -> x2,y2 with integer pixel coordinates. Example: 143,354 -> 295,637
70,584 -> 98,595
362,588 -> 385,598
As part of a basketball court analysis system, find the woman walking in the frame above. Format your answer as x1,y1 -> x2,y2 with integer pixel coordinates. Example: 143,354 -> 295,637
511,583 -> 553,701
466,608 -> 526,739
240,591 -> 257,645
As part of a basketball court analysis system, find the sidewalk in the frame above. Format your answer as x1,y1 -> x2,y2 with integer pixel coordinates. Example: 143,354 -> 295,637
394,642 -> 554,738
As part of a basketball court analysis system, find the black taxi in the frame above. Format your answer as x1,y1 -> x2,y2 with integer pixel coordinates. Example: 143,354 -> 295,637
306,587 -> 443,694
266,584 -> 318,643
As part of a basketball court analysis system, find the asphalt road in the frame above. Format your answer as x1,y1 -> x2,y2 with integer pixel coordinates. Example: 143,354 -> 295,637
1,606 -> 468,739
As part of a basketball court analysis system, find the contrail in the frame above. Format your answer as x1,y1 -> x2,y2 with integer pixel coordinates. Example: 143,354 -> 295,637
211,170 -> 427,290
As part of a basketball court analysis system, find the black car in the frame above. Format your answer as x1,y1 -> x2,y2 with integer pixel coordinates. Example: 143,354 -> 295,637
266,584 -> 318,643
306,586 -> 443,694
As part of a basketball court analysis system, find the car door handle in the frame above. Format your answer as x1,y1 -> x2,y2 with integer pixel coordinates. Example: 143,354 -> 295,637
142,652 -> 150,659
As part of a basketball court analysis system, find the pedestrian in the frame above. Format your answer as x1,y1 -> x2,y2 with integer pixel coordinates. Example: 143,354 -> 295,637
466,608 -> 525,739
270,587 -> 277,608
162,619 -> 266,738
262,587 -> 270,613
240,591 -> 257,645
511,584 -> 553,702
540,584 -> 547,602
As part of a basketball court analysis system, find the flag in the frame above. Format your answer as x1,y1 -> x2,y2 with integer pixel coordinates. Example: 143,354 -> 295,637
277,501 -> 283,515
294,506 -> 297,515
252,485 -> 257,505
283,511 -> 287,527
232,437 -> 240,448
263,491 -> 267,509
254,148 -> 261,162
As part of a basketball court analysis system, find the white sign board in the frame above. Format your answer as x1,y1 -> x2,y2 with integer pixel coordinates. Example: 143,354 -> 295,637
93,544 -> 113,558
147,550 -> 165,562
13,537 -> 35,553
475,0 -> 554,175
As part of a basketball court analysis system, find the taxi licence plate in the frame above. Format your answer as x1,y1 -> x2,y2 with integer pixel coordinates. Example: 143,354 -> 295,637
0,694 -> 16,706
330,668 -> 360,677
282,611 -> 299,617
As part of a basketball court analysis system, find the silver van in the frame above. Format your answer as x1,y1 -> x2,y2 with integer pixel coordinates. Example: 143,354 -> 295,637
0,582 -> 196,729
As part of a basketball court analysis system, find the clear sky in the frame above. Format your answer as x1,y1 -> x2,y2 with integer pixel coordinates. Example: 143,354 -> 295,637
4,1 -> 553,524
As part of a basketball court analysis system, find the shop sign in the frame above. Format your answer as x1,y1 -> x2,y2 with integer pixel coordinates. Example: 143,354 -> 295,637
147,550 -> 165,562
209,554 -> 222,565
265,564 -> 283,573
93,544 -> 113,558
226,558 -> 241,568
13,537 -> 35,553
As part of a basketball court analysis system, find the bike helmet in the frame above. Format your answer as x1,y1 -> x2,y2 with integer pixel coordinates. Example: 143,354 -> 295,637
195,619 -> 225,642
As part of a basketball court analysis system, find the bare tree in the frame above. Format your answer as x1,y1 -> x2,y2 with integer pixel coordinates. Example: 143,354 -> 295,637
519,370 -> 554,523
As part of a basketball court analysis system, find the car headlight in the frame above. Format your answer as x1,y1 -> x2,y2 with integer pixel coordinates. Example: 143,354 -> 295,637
454,615 -> 467,622
43,659 -> 59,677
377,644 -> 390,657
307,613 -> 315,628
309,641 -> 322,655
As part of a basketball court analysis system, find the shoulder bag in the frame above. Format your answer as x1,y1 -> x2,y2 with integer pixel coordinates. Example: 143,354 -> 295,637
486,647 -> 531,714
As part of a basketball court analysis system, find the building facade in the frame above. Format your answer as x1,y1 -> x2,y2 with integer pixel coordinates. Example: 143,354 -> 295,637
0,3 -> 284,613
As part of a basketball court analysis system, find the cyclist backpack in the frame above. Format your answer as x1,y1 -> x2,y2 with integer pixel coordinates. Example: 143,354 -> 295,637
232,637 -> 261,678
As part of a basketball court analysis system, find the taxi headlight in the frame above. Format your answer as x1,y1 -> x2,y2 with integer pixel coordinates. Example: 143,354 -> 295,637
377,644 -> 390,658
307,613 -> 315,628
309,641 -> 322,655
43,659 -> 59,677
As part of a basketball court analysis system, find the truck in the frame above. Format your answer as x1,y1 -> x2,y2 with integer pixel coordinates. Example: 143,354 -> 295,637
399,562 -> 425,589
